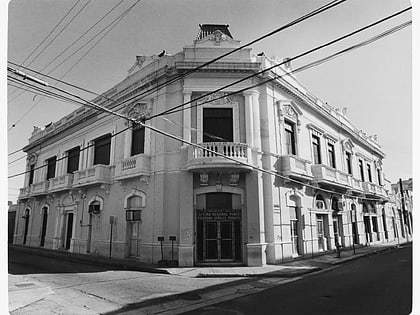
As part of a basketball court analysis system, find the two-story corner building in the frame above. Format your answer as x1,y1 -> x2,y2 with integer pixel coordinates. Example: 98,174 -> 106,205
14,24 -> 394,267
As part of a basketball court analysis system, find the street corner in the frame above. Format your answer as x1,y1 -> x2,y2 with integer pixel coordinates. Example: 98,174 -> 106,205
8,275 -> 54,313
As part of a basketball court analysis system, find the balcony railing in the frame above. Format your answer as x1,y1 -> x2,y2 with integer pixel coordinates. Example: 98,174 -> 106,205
18,186 -> 31,199
278,155 -> 313,180
114,154 -> 151,180
185,142 -> 252,171
49,174 -> 74,192
73,165 -> 112,187
31,181 -> 49,196
311,164 -> 351,189
362,182 -> 388,198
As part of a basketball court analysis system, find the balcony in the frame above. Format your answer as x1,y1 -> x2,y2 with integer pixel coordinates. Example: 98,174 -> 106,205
18,186 -> 31,199
73,165 -> 113,187
278,155 -> 313,181
362,182 -> 388,199
49,174 -> 74,192
349,177 -> 364,194
114,154 -> 151,180
311,164 -> 351,190
31,181 -> 50,196
185,142 -> 253,172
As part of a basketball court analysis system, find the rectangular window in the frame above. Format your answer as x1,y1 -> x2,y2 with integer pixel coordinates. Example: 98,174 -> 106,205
327,142 -> 336,168
67,146 -> 80,174
367,164 -> 372,182
203,108 -> 233,142
131,125 -> 145,156
94,134 -> 111,165
359,159 -> 365,181
312,134 -> 321,164
377,169 -> 382,185
28,164 -> 35,185
46,156 -> 56,180
345,152 -> 352,175
284,121 -> 296,155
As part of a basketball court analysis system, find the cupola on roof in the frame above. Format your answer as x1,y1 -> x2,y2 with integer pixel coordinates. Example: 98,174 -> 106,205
197,24 -> 233,40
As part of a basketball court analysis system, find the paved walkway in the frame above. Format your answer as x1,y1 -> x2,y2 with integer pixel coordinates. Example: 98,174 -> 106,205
8,239 -> 410,314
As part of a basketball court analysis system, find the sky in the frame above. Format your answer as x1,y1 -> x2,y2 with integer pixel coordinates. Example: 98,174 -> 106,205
5,0 -> 413,203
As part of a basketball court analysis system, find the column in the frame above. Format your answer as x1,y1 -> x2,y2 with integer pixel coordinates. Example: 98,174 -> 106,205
124,122 -> 132,159
251,91 -> 261,149
110,127 -> 116,165
78,140 -> 85,171
183,92 -> 192,145
178,171 -> 194,266
243,91 -> 254,146
245,171 -> 266,266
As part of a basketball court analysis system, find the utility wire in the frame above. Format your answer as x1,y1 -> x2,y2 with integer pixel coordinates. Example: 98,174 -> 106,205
116,0 -> 349,106
8,0 -> 142,130
6,20 -> 410,201
8,0 -> 82,98
7,0 -> 347,115
7,10 -> 411,157
149,6 -> 412,120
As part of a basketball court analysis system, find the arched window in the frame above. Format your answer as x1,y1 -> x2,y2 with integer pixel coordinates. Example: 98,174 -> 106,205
126,195 -> 143,221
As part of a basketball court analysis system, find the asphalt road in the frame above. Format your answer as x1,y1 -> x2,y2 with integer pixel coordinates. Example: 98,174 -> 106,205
183,244 -> 412,315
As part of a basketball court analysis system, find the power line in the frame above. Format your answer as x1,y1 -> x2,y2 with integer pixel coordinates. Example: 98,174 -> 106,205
148,6 -> 412,120
8,0 -> 346,120
25,0 -> 92,68
7,20 -> 409,202
117,0 -> 349,106
7,9 -> 410,157
8,0 -> 142,131
8,0 -> 83,98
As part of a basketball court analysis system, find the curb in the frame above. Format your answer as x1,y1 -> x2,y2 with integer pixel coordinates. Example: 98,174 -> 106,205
195,267 -> 322,278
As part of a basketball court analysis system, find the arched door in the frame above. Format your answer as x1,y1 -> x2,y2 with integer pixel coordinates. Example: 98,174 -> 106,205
23,209 -> 30,245
126,195 -> 143,257
40,207 -> 48,247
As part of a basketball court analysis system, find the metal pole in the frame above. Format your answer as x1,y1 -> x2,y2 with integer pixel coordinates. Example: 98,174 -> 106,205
399,178 -> 409,242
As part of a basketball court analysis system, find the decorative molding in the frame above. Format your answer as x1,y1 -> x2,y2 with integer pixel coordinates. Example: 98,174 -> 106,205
196,92 -> 234,106
306,123 -> 325,136
341,138 -> 355,153
199,172 -> 209,186
28,153 -> 38,165
229,173 -> 240,186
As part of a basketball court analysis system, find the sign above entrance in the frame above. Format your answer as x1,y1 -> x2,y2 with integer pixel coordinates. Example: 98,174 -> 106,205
197,209 -> 241,221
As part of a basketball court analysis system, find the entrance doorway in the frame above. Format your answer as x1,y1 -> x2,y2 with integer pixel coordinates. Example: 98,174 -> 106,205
63,213 -> 74,250
40,207 -> 48,247
196,192 -> 242,264
316,214 -> 328,251
23,209 -> 30,245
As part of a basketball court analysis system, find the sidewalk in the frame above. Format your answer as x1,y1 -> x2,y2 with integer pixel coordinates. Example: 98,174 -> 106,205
8,240 -> 410,315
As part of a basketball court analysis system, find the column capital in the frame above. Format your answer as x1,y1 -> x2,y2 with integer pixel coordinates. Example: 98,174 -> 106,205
243,90 -> 260,96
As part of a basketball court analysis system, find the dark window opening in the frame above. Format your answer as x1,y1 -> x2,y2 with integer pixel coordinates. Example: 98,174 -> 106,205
359,160 -> 365,181
367,164 -> 372,182
377,169 -> 382,185
327,142 -> 336,168
131,125 -> 145,156
284,120 -> 296,155
345,152 -> 352,175
312,134 -> 321,164
46,156 -> 57,180
28,165 -> 35,185
67,146 -> 80,174
203,108 -> 233,142
94,134 -> 111,165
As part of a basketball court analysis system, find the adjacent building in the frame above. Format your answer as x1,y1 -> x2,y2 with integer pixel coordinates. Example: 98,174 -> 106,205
14,24 -> 405,266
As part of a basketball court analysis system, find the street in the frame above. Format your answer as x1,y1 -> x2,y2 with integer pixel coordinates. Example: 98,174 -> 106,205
183,244 -> 412,315
8,246 -> 238,314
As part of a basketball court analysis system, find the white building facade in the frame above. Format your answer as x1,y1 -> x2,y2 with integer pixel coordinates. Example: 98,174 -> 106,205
14,25 -> 403,267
